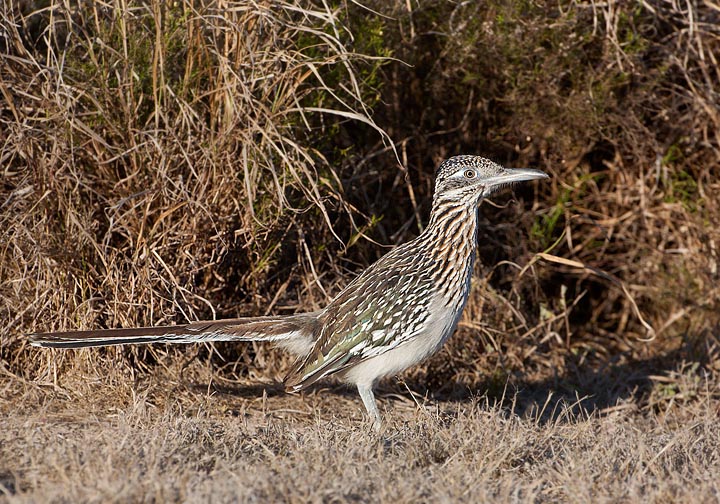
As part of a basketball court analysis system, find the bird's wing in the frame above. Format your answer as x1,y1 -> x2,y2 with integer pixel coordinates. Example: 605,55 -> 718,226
285,248 -> 434,389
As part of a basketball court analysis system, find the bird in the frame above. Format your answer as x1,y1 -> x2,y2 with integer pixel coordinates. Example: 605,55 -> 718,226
30,155 -> 549,429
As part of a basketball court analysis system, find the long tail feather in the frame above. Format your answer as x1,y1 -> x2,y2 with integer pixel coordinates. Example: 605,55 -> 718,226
29,312 -> 320,356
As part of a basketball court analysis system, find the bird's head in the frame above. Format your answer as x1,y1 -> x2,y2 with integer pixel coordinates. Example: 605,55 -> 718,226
433,155 -> 549,207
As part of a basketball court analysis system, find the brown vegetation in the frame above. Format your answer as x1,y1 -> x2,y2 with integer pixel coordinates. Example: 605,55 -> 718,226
2,0 -> 719,501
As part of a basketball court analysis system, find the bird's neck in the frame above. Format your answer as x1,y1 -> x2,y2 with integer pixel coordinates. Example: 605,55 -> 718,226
419,198 -> 480,301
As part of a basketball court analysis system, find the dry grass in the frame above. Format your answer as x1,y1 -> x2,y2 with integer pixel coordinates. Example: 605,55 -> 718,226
2,362 -> 719,502
2,0 -> 720,502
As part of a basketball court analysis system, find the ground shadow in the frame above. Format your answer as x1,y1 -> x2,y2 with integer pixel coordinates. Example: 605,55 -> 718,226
183,343 -> 713,426
398,344 -> 713,424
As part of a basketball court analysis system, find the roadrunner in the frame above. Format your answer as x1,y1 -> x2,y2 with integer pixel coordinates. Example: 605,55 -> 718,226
30,155 -> 548,428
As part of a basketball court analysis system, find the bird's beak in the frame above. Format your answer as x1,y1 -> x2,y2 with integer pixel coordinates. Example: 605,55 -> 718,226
486,167 -> 549,187
479,167 -> 549,198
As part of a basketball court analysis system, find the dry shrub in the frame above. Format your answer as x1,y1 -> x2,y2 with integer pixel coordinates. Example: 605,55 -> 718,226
347,1 -> 720,403
1,0 -> 719,413
1,0 -> 389,381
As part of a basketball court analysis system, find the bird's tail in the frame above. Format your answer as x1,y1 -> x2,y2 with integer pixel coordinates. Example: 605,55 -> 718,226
28,312 -> 320,356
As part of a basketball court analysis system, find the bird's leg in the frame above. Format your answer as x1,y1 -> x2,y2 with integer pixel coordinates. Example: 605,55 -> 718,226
357,383 -> 382,431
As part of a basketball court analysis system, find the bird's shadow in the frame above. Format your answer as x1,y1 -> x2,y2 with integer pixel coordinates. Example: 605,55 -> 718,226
185,379 -> 361,401
188,381 -> 286,399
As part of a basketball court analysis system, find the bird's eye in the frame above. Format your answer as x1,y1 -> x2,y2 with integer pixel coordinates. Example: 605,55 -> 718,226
463,169 -> 476,179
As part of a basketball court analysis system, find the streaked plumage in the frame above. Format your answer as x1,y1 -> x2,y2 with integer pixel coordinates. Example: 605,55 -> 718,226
29,155 -> 548,428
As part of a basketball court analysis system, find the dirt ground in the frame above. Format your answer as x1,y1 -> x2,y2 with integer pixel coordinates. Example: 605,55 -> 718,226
2,353 -> 719,503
